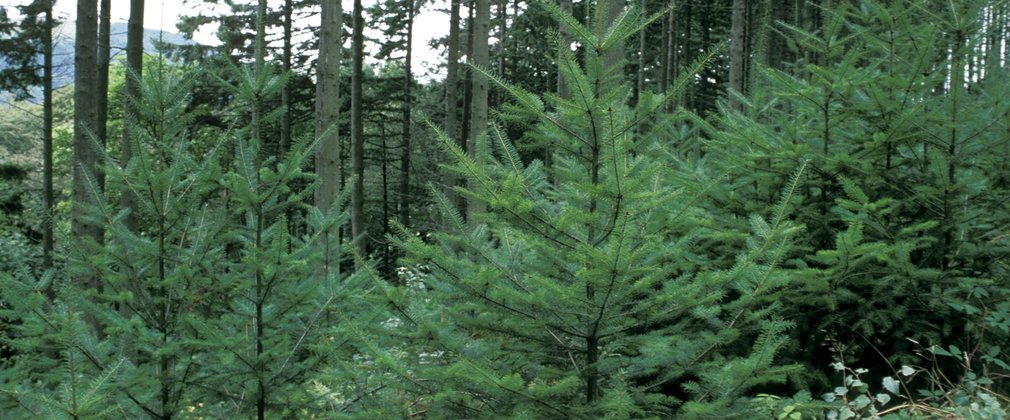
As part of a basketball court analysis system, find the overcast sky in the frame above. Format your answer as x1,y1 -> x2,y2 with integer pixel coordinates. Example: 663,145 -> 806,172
3,0 -> 450,78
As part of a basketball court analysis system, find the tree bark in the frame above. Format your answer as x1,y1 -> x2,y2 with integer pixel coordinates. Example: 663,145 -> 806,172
495,0 -> 506,106
253,1 -> 267,418
728,0 -> 747,111
314,0 -> 342,275
557,0 -> 572,100
96,0 -> 110,190
72,0 -> 102,295
42,1 -> 54,269
121,0 -> 143,234
467,0 -> 490,224
281,0 -> 293,155
634,0 -> 646,105
399,0 -> 414,227
461,2 -> 475,164
443,0 -> 463,214
351,0 -> 366,261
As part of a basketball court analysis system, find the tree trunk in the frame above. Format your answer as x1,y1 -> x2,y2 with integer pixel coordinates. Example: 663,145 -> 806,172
728,0 -> 746,111
281,0 -> 293,155
495,0 -> 506,106
443,0 -> 463,215
351,0 -> 366,261
72,0 -> 102,299
42,1 -> 54,269
399,0 -> 414,227
467,0 -> 490,224
121,0 -> 143,234
557,0 -> 572,99
253,1 -> 267,418
461,2 -> 475,164
314,0 -> 342,275
634,0 -> 646,105
659,4 -> 669,92
96,0 -> 110,190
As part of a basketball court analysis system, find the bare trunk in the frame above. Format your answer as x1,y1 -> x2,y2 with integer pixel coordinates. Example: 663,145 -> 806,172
351,0 -> 366,261
444,0 -> 463,214
72,0 -> 103,303
97,0 -> 110,190
399,0 -> 414,227
121,0 -> 143,234
281,0 -> 293,154
314,0 -> 342,275
42,2 -> 54,269
467,0 -> 490,224
728,0 -> 746,111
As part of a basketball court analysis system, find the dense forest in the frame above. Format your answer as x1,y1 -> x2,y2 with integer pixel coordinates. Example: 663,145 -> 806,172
1,0 -> 1010,417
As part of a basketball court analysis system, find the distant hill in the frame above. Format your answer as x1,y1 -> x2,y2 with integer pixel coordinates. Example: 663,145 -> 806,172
0,22 -> 198,98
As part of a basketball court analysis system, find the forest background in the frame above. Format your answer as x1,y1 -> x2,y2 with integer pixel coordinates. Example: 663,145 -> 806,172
2,0 -> 1010,418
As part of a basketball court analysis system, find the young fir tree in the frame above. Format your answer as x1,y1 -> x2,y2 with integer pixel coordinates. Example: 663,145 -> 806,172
707,0 -> 1010,392
2,56 -> 359,417
365,3 -> 809,417
0,271 -> 126,418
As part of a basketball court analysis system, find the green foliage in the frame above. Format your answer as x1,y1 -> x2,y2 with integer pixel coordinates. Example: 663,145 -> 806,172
352,3 -> 814,417
703,0 -> 1010,393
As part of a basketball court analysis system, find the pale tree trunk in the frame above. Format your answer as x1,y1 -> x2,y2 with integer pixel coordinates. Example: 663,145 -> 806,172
399,0 -> 415,227
314,0 -> 342,275
72,0 -> 102,301
351,0 -> 366,261
728,0 -> 746,111
121,0 -> 143,234
467,0 -> 490,224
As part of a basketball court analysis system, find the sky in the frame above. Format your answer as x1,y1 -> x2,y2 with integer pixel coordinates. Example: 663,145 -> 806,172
3,0 -> 451,78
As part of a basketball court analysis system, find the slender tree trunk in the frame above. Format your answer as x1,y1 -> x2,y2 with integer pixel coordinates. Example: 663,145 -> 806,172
659,3 -> 669,92
462,2 -> 475,160
634,0 -> 646,105
121,0 -> 143,234
351,0 -> 366,261
281,0 -> 293,155
42,1 -> 54,269
253,1 -> 267,418
381,125 -> 391,276
728,0 -> 746,111
467,0 -> 490,224
586,0 -> 623,404
495,0 -> 506,106
551,0 -> 573,188
557,0 -> 572,99
444,0 -> 463,214
96,0 -> 110,190
399,0 -> 414,227
72,0 -> 102,302
315,0 -> 342,275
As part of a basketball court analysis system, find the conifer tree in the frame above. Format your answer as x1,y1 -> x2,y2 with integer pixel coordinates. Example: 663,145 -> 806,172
707,0 -> 1010,387
369,3 -> 808,416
